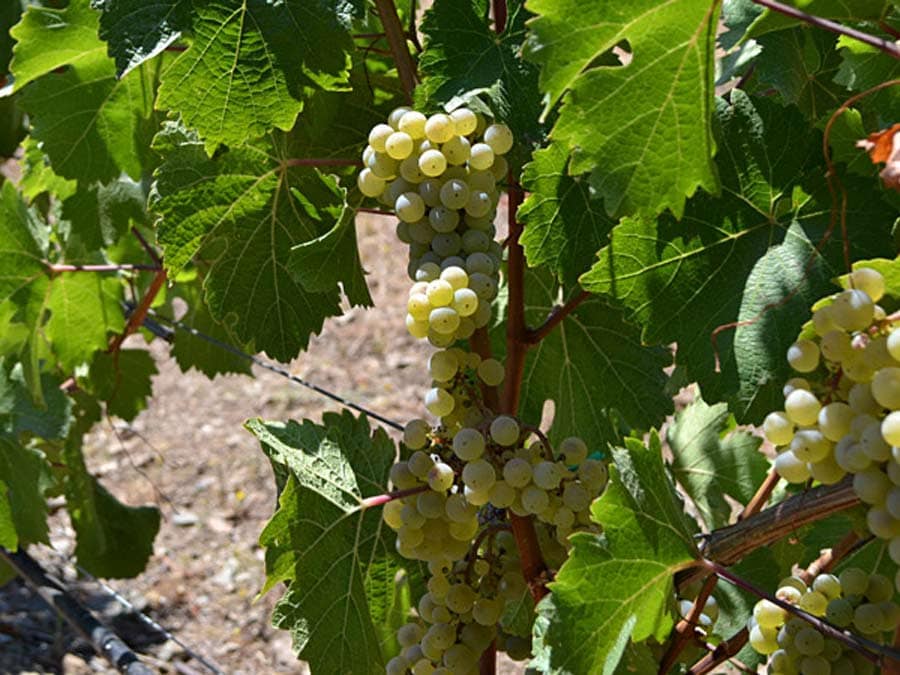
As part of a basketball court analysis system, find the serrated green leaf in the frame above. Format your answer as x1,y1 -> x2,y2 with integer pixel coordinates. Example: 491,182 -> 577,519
9,0 -> 105,90
0,362 -> 72,440
61,179 -> 147,250
720,0 -> 764,51
0,437 -> 53,546
525,0 -> 720,217
754,28 -> 845,120
64,436 -> 160,578
518,143 -> 615,284
156,0 -> 354,152
580,91 -> 895,424
495,267 -> 672,447
87,349 -> 156,422
169,279 -> 252,378
0,180 -> 47,316
534,434 -> 697,674
748,0 -> 889,37
46,274 -> 124,371
667,394 -> 767,530
289,193 -> 372,307
0,1 -> 23,76
416,0 -> 543,159
92,0 -> 192,77
834,37 -> 900,119
18,138 -> 77,203
0,480 -> 16,549
151,123 -> 360,361
247,411 -> 403,673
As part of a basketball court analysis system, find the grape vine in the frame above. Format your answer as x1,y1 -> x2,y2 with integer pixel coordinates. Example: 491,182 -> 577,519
1,0 -> 900,674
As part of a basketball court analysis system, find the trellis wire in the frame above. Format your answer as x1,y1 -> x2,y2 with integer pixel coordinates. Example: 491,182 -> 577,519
138,306 -> 406,432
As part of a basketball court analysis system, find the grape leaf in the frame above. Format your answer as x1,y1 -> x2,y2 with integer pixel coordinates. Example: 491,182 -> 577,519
45,274 -> 124,371
533,433 -> 697,674
667,394 -> 767,530
64,437 -> 160,578
0,363 -> 72,440
0,180 -> 47,316
92,0 -> 192,77
720,0 -> 764,50
0,1 -> 23,76
0,437 -> 53,546
87,350 -> 157,422
580,91 -> 895,424
748,0 -> 890,36
525,0 -> 720,217
518,143 -> 616,284
834,37 -> 900,118
495,267 -> 672,447
18,138 -> 77,203
169,279 -> 252,378
754,28 -> 845,120
246,411 -> 404,673
61,179 -> 147,250
151,123 -> 361,361
0,480 -> 15,549
415,0 -> 543,160
155,0 -> 355,152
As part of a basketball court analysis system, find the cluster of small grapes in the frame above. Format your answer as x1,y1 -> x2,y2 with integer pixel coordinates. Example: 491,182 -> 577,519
386,535 -> 526,674
675,581 -> 720,635
747,569 -> 899,674
357,107 -> 509,346
423,347 -> 504,435
763,267 -> 900,589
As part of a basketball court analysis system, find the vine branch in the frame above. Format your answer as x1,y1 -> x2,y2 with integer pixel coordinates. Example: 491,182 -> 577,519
373,0 -> 417,102
751,0 -> 900,60
46,263 -> 160,273
524,291 -> 591,345
108,268 -> 168,354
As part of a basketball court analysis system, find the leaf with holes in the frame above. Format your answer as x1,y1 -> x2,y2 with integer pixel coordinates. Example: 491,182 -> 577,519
150,123 -> 364,361
156,0 -> 356,152
525,0 -> 720,217
533,434 -> 698,674
247,411 -> 407,673
580,92 -> 895,424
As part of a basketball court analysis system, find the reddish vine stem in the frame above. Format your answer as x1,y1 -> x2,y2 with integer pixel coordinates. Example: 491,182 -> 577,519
491,0 -> 508,32
751,0 -> 900,60
659,574 -> 719,674
737,467 -> 780,521
373,0 -> 417,102
131,227 -> 161,266
46,263 -> 160,273
360,485 -> 429,509
524,291 -> 591,345
108,268 -> 167,354
281,158 -> 362,168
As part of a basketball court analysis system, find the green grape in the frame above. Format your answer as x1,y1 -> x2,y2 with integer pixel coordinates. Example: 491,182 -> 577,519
439,266 -> 468,291
753,600 -> 785,630
490,416 -> 520,446
476,359 -> 504,386
817,402 -> 853,442
468,272 -> 498,300
398,524 -> 424,547
776,586 -> 803,605
427,279 -> 455,307
461,229 -> 491,254
385,655 -> 409,675
469,143 -> 495,171
417,491 -> 446,519
888,329 -> 900,362
521,485 -> 549,514
451,288 -> 479,318
465,190 -> 492,217
866,506 -> 900,539
428,205 -> 460,233
820,330 -> 852,363
425,114 -> 455,143
768,649 -> 797,674
450,108 -> 478,135
398,111 -> 427,139
357,167 -> 386,197
764,411 -> 796,446
404,418 -> 431,449
887,486 -> 900,520
429,350 -> 459,382
808,454 -> 845,485
865,573 -> 893,602
831,289 -> 875,332
428,573 -> 451,599
429,307 -> 461,335
871,367 -> 900,410
798,591 -> 828,616
462,458 -> 496,491
853,469 -> 891,505
449,514 -> 480,539
427,328 -> 455,348
368,123 -> 394,152
390,461 -> 419,489
408,292 -> 433,323
446,583 -> 477,613
488,480 -> 515,508
784,377 -> 811,397
553,506 -> 575,529
425,388 -> 455,418
503,457 -> 533,488
443,643 -> 477,671
790,429 -> 831,463
366,151 -> 398,179
883,411 -> 900,446
503,635 -> 532,661
419,178 -> 443,207
409,451 -> 435,479
445,493 -> 477,523
839,568 -> 869,597
385,131 -> 414,159
466,252 -> 495,276
774,449 -> 811,484
472,597 -> 503,626
431,232 -> 462,258
532,461 -> 562,490
785,389 -> 822,426
442,135 -> 471,165
471,300 -> 493,329
398,622 -> 424,648
559,436 -> 589,465
388,106 -> 412,129
853,603 -> 884,633
453,428 -> 485,461
579,459 -> 609,491
812,305 -> 837,336
426,461 -> 455,493
411,659 -> 434,675
383,500 -> 405,529
419,149 -> 448,177
483,124 -> 513,154
793,627 -> 825,655
798,655 -> 831,675
812,574 -> 842,600
440,178 -> 470,209
406,314 -> 429,339
456,317 -> 476,340
850,267 -> 885,302
749,624 -> 779,654
460,622 -> 495,652
787,339 -> 820,373
417,262 -> 442,282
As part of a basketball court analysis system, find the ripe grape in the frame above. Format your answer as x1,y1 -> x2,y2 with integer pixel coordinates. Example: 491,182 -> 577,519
461,459 -> 496,491
404,418 -> 431,449
425,387 -> 455,417
520,485 -> 549,514
452,428 -> 485,461
831,288 -> 875,331
784,389 -> 822,426
532,461 -> 562,490
452,288 -> 479,317
754,599 -> 786,628
442,135 -> 471,165
399,111 -> 427,139
763,411 -> 795,446
419,149 -> 448,177
469,143 -> 495,170
488,480 -> 515,508
503,457 -> 532,487
386,131 -> 414,159
483,124 -> 514,154
425,114 -> 455,143
787,339 -> 820,373
477,359 -> 504,386
793,626 -> 824,655
450,108 -> 478,135
490,416 -> 520,446
396,191 -> 426,222
429,307 -> 461,334
562,482 -> 591,512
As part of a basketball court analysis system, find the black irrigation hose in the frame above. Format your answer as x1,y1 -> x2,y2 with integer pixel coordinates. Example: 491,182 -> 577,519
0,547 -> 154,675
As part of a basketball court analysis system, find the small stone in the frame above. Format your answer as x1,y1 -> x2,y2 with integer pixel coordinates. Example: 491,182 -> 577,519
171,512 -> 198,527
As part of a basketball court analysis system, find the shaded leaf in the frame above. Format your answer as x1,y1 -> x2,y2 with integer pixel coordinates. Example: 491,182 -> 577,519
61,179 -> 147,250
749,0 -> 889,36
0,362 -> 72,440
87,349 -> 157,422
0,437 -> 53,546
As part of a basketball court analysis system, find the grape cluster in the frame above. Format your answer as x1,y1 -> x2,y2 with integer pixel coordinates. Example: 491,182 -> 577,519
747,569 -> 899,674
764,267 -> 900,590
675,581 -> 720,635
358,107 -> 508,346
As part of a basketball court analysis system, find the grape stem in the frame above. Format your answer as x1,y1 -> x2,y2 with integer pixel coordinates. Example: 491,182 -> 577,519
373,0 -> 417,102
524,291 -> 591,345
752,0 -> 900,60
45,263 -> 161,273
359,485 -> 428,509
108,268 -> 168,355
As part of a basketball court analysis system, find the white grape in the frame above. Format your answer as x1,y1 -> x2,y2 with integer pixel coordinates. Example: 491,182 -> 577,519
820,330 -> 852,363
850,267 -> 885,302
428,205 -> 460,233
784,389 -> 822,426
763,411 -> 795,446
749,624 -> 779,654
440,178 -> 470,209
406,314 -> 429,338
488,480 -> 516,508
469,143 -> 495,170
793,627 -> 824,655
426,279 -> 455,307
888,330 -> 900,362
450,108 -> 478,135
462,459 -> 496,491
398,111 -> 426,139
425,387 -> 455,417
472,597 -> 503,625
817,402 -> 853,442
408,451 -> 435,479
521,485 -> 549,514
787,339 -> 820,373
883,411 -> 900,445
385,131 -> 414,159
579,459 -> 608,491
442,135 -> 471,165
396,191 -> 426,222
425,114 -> 455,143
774,450 -> 811,483
831,289 -> 874,331
439,265 -> 468,291
532,461 -> 562,490
429,307 -> 461,335
444,493 -> 477,522
476,359 -> 504,386
790,429 -> 831,463
867,506 -> 900,539
428,350 -> 459,382
427,461 -> 455,492
368,123 -> 394,152
404,418 -> 431,449
357,168 -> 386,197
754,599 -> 786,628
453,428 -> 485,461
503,457 -> 533,488
383,500 -> 404,529
419,149 -> 448,177
562,482 -> 591,512
872,366 -> 900,409
465,191 -> 492,217
490,416 -> 520,446
483,124 -> 513,154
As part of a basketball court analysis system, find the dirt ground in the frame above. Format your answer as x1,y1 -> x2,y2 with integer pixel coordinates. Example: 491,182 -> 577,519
0,213 -> 446,674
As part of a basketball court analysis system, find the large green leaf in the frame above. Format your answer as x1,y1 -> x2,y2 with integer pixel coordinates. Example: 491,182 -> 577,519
667,394 -> 767,530
93,0 -> 192,77
61,179 -> 147,251
155,0 -> 355,152
151,123 -> 365,361
247,411 -> 405,673
496,268 -> 672,447
64,437 -> 160,578
580,91 -> 895,424
834,36 -> 900,120
416,0 -> 543,160
87,350 -> 157,422
0,180 -> 47,315
0,437 -> 53,546
533,434 -> 697,674
0,363 -> 72,440
525,0 -> 720,217
518,143 -> 615,284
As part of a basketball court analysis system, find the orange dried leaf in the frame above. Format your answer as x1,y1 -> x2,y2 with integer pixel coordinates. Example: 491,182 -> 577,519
857,123 -> 900,192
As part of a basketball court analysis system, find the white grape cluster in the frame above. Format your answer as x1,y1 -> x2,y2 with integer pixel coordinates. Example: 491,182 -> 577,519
385,541 -> 524,675
357,107 -> 509,347
763,267 -> 900,590
675,581 -> 720,635
423,347 -> 504,435
747,569 -> 898,674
